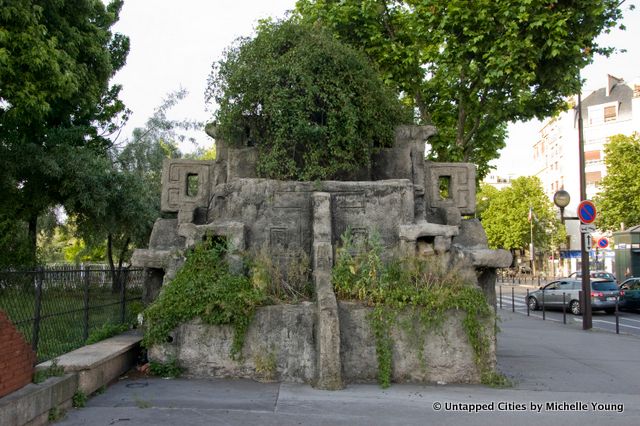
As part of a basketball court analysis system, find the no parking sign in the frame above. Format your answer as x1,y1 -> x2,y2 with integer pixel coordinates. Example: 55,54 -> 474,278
597,237 -> 609,249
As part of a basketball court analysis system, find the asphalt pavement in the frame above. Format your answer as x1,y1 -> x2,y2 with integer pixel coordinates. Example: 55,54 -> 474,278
56,307 -> 640,426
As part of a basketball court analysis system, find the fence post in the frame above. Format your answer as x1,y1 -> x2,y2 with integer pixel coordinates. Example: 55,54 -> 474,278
32,267 -> 44,355
499,286 -> 502,309
511,287 -> 515,313
120,268 -> 128,323
83,267 -> 90,341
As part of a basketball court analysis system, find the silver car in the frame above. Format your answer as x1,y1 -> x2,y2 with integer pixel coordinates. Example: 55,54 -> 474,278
527,278 -> 621,315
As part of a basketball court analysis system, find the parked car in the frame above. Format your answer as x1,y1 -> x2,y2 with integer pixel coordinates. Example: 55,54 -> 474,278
568,270 -> 617,282
619,277 -> 640,311
527,278 -> 621,315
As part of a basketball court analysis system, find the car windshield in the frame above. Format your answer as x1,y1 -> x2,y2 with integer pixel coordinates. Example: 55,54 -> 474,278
593,272 -> 614,279
592,281 -> 618,291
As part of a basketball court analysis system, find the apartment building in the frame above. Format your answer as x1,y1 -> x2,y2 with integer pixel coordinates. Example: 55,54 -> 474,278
532,75 -> 640,275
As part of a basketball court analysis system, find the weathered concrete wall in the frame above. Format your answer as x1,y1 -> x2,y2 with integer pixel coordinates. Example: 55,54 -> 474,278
149,301 -> 494,385
150,304 -> 317,383
339,302 -> 494,384
206,179 -> 414,257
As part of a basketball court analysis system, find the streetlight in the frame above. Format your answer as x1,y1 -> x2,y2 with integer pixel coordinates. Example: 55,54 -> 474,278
553,190 -> 571,222
553,189 -> 592,330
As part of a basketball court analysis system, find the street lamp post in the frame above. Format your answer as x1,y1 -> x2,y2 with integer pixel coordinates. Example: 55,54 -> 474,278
553,189 -> 592,330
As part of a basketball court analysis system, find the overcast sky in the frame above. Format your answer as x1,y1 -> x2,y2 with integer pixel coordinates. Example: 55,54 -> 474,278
111,0 -> 640,172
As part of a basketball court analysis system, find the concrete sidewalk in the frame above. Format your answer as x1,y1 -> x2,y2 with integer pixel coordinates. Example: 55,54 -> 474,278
57,311 -> 640,426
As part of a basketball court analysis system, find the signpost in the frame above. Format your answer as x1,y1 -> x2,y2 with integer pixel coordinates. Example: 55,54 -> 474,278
577,200 -> 597,224
577,200 -> 596,330
597,237 -> 609,249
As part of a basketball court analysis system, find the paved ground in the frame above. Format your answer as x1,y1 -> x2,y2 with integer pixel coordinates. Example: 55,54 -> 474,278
57,310 -> 640,426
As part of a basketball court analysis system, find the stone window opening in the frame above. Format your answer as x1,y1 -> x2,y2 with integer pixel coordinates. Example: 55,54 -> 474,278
186,173 -> 199,197
438,176 -> 451,200
416,236 -> 435,257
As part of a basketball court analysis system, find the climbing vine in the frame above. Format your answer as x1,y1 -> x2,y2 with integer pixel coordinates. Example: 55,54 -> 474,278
332,230 -> 493,387
142,238 -> 266,359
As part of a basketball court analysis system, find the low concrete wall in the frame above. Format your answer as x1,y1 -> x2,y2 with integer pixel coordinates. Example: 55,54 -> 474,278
339,302 -> 494,384
149,302 -> 494,386
0,331 -> 142,426
151,303 -> 317,383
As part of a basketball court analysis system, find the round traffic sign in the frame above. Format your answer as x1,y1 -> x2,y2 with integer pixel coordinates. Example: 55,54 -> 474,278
577,200 -> 597,224
597,237 -> 609,249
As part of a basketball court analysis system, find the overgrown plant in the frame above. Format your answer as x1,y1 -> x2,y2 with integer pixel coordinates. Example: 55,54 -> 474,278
332,231 -> 493,387
86,322 -> 130,345
33,359 -> 65,384
249,246 -> 313,303
149,359 -> 183,378
142,238 -> 266,359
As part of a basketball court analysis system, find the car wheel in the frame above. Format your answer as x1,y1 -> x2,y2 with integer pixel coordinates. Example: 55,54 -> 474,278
528,297 -> 539,311
604,308 -> 615,314
570,300 -> 581,315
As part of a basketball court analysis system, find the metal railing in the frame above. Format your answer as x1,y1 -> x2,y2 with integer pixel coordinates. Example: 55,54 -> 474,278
0,266 -> 143,363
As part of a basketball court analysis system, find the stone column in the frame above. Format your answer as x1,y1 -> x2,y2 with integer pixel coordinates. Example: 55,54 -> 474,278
312,192 -> 343,390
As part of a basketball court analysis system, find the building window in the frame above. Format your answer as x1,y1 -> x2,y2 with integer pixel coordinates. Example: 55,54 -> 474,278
604,105 -> 617,122
586,171 -> 602,185
585,150 -> 601,162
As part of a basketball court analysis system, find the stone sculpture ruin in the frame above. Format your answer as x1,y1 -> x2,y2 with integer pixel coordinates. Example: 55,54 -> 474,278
132,125 -> 511,389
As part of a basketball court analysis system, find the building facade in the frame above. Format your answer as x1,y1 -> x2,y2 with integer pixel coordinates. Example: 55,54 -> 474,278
533,75 -> 640,275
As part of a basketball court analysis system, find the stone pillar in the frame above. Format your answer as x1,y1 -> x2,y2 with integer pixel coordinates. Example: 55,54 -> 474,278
311,192 -> 343,390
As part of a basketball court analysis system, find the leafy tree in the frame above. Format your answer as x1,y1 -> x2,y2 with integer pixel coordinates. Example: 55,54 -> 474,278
206,20 -> 409,180
595,133 -> 640,231
0,0 -> 129,264
478,177 -> 565,253
66,90 -> 197,290
295,0 -> 627,178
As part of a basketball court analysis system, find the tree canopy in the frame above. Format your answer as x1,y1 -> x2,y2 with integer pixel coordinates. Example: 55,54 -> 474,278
594,133 -> 640,231
478,177 -> 565,252
0,0 -> 129,264
206,20 -> 409,180
295,0 -> 628,178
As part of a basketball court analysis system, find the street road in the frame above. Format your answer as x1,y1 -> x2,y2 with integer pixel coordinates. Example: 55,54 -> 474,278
495,283 -> 640,337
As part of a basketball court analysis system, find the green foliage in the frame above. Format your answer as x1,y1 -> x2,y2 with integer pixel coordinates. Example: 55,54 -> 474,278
72,390 -> 88,408
254,349 -> 278,382
478,178 -> 565,251
594,133 -> 640,231
295,0 -> 627,178
207,20 -> 409,180
0,217 -> 33,267
48,406 -> 65,422
142,239 -> 266,359
481,371 -> 513,388
333,231 -> 492,387
85,322 -> 129,345
149,359 -> 183,378
249,246 -> 313,302
33,359 -> 65,384
0,0 -> 130,261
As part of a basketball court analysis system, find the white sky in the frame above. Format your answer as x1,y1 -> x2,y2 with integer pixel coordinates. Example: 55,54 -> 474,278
111,0 -> 640,164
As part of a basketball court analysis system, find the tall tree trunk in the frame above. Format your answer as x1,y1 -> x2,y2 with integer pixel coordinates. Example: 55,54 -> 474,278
107,234 -> 119,293
27,214 -> 38,266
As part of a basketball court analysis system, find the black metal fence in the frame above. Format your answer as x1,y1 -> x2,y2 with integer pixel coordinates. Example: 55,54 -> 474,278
0,266 -> 144,363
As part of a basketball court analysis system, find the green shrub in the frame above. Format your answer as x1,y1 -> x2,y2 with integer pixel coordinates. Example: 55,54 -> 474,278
142,238 -> 266,359
85,322 -> 129,345
207,20 -> 409,180
72,390 -> 87,408
149,359 -> 183,378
